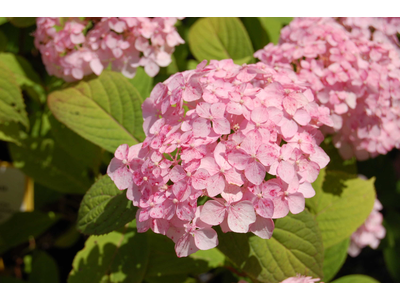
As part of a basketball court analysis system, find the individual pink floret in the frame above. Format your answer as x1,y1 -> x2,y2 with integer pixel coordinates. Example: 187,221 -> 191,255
281,275 -> 321,283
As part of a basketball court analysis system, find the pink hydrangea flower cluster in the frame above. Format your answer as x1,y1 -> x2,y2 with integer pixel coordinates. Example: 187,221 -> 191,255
281,275 -> 321,283
339,18 -> 400,54
34,17 -> 184,82
255,17 -> 400,160
107,59 -> 331,257
348,199 -> 386,257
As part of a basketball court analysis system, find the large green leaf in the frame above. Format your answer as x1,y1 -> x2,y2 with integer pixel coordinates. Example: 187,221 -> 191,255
188,17 -> 254,65
0,211 -> 59,254
49,114 -> 102,170
48,71 -> 145,153
68,222 -> 149,283
69,224 -> 225,283
0,53 -> 46,103
323,238 -> 350,282
257,17 -> 292,45
217,210 -> 324,283
0,61 -> 29,128
332,274 -> 379,283
9,136 -> 93,194
308,169 -> 375,248
29,250 -> 60,283
77,175 -> 137,235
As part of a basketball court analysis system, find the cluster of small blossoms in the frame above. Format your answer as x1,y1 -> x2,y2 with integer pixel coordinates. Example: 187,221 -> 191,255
339,17 -> 400,54
34,17 -> 184,82
281,275 -> 321,283
107,59 -> 332,257
255,17 -> 400,160
348,199 -> 386,257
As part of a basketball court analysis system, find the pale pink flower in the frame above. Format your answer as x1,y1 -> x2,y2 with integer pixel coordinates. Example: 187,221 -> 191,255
281,275 -> 321,283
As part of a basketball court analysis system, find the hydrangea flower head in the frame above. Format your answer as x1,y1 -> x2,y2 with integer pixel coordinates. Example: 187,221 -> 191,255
34,17 -> 184,81
255,17 -> 400,160
107,59 -> 332,257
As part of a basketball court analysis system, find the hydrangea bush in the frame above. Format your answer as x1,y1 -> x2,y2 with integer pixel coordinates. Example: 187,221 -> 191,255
0,17 -> 397,284
255,17 -> 400,160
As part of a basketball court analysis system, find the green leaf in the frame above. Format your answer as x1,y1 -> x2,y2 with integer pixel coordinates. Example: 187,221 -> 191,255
68,222 -> 149,283
217,210 -> 324,283
257,17 -> 292,45
240,18 -> 270,51
48,71 -> 145,153
9,136 -> 93,194
0,121 -> 21,144
188,17 -> 254,64
384,245 -> 400,282
323,238 -> 350,282
321,138 -> 357,174
8,17 -> 36,28
0,30 -> 7,52
0,61 -> 29,128
144,232 -> 224,281
77,175 -> 137,235
0,211 -> 59,255
29,250 -> 60,283
49,114 -> 102,170
0,53 -> 46,103
308,169 -> 376,248
126,66 -> 153,101
69,224 -> 225,283
332,274 -> 379,283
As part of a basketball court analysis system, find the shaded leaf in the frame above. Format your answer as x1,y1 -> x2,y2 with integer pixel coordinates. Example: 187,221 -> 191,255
189,17 -> 254,64
29,250 -> 60,283
127,66 -> 153,101
217,210 -> 324,283
68,222 -> 149,283
323,238 -> 350,282
0,211 -> 59,254
240,17 -> 270,51
77,175 -> 137,235
0,121 -> 21,144
48,71 -> 145,153
0,30 -> 7,52
49,114 -> 102,170
9,136 -> 93,194
257,17 -> 292,45
308,169 -> 375,248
